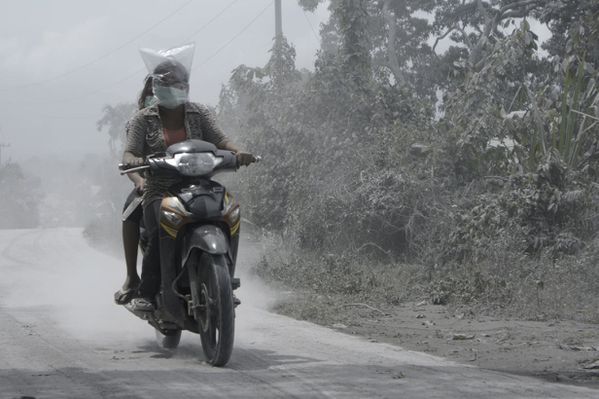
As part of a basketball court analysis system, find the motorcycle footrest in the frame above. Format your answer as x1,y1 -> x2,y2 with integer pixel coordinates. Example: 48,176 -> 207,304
232,277 -> 240,290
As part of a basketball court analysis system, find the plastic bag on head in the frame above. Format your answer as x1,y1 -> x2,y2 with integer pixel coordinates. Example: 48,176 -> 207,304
140,43 -> 195,109
139,43 -> 195,78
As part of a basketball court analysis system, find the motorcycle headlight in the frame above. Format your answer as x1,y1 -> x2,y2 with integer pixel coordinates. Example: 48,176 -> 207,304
166,153 -> 223,176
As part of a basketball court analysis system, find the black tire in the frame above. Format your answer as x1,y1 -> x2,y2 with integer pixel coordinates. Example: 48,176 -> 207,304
189,253 -> 234,366
155,328 -> 182,350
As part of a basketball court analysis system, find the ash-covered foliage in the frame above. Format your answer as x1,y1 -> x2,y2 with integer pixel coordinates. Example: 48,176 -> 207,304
0,162 -> 41,229
87,103 -> 137,251
219,0 -> 599,318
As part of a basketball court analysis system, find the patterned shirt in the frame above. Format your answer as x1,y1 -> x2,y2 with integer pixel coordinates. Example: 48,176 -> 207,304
124,102 -> 228,204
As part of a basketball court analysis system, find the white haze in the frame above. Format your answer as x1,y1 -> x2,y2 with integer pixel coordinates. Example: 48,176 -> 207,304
0,226 -> 278,343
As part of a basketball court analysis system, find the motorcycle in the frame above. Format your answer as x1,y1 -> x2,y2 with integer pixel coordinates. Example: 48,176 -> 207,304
119,139 -> 258,367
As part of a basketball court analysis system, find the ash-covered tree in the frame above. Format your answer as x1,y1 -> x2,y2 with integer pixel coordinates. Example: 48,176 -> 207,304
0,163 -> 40,229
86,103 -> 138,249
437,1 -> 599,259
222,0 -> 599,260
96,103 -> 137,158
213,0 -> 599,312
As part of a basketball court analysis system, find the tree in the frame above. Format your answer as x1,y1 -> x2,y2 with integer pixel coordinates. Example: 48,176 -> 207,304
0,163 -> 40,229
96,103 -> 137,157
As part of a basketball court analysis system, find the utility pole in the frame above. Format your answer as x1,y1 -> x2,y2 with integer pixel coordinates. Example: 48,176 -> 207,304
272,0 -> 287,86
275,0 -> 282,39
0,143 -> 10,167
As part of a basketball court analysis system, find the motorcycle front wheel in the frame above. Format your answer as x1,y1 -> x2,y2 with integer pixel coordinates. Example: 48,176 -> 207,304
189,253 -> 234,366
155,328 -> 182,350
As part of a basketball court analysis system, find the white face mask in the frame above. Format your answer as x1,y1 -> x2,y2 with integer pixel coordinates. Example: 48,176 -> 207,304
153,85 -> 188,109
144,95 -> 158,108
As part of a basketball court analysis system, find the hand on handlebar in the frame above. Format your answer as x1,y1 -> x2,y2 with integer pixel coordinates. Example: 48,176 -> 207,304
127,156 -> 145,167
236,152 -> 258,167
119,156 -> 146,171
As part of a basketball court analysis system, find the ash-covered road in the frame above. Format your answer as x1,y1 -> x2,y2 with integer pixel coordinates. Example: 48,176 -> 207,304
0,227 -> 597,398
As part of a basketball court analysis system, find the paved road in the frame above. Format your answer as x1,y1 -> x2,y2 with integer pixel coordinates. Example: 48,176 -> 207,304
0,227 -> 597,398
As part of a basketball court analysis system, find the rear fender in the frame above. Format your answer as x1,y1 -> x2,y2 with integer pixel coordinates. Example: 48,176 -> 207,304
182,225 -> 229,266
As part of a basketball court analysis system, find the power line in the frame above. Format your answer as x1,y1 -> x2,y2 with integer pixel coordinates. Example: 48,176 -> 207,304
194,0 -> 273,70
34,113 -> 100,120
183,0 -> 242,42
54,66 -> 147,104
51,0 -> 247,103
302,8 -> 320,43
1,65 -> 146,106
0,0 -> 194,92
67,0 -> 271,102
1,0 -> 273,106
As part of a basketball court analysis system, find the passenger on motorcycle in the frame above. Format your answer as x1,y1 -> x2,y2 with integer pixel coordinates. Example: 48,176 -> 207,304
122,59 -> 253,312
114,75 -> 156,305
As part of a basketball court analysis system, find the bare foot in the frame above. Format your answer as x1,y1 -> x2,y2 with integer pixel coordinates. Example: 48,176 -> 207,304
121,275 -> 140,292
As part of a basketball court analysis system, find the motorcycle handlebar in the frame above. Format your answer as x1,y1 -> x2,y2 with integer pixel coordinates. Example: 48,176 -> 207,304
118,163 -> 150,175
118,152 -> 260,175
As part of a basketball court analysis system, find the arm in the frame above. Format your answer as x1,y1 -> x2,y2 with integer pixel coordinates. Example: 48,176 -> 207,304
122,114 -> 148,191
217,139 -> 243,153
123,114 -> 147,166
126,170 -> 145,193
219,140 -> 255,166
197,105 -> 231,148
197,105 -> 254,165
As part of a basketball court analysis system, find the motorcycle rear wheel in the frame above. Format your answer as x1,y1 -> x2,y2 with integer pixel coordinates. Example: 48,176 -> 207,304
190,253 -> 234,366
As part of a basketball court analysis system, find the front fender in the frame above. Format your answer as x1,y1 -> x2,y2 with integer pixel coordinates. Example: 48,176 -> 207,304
182,225 -> 229,266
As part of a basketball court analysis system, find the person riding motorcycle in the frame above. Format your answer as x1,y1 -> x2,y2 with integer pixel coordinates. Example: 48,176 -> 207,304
122,58 -> 254,312
114,76 -> 156,305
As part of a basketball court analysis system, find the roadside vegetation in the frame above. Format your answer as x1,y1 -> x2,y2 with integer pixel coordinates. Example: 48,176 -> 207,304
0,162 -> 40,229
85,103 -> 137,252
217,0 -> 599,322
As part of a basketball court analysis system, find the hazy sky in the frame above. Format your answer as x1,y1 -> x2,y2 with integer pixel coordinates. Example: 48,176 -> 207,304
0,0 -> 329,161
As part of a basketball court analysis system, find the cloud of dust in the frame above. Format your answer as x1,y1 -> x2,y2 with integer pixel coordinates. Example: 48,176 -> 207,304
0,227 -> 150,343
0,223 -> 281,346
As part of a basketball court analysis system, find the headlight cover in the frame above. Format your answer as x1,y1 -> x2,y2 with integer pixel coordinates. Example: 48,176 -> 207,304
166,153 -> 223,176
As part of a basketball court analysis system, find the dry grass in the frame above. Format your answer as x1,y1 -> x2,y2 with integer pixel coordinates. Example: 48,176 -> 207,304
255,232 -> 599,323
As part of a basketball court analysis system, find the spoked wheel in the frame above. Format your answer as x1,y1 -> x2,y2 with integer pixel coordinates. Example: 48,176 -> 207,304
189,253 -> 234,366
154,328 -> 182,350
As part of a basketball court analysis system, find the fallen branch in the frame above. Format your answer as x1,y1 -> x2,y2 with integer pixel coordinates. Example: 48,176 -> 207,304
356,241 -> 394,262
357,241 -> 391,255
